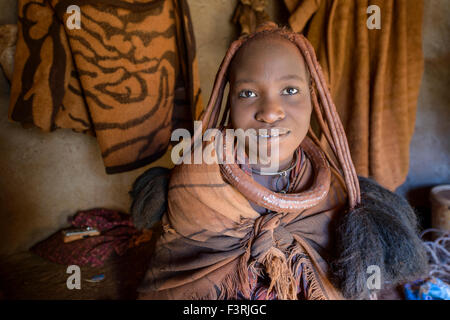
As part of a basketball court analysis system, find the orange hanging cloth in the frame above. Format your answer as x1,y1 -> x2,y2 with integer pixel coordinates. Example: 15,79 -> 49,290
284,0 -> 424,190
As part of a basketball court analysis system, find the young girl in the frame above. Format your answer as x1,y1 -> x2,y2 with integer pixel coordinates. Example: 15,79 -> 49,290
134,23 -> 428,300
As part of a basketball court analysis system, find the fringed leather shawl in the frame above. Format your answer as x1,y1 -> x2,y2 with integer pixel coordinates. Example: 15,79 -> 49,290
137,137 -> 347,300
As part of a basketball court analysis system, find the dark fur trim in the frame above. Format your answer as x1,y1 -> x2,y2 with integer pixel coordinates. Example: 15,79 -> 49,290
129,167 -> 170,230
331,176 -> 429,299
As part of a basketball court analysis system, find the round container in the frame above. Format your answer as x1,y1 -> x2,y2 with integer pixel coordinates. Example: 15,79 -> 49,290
430,185 -> 450,231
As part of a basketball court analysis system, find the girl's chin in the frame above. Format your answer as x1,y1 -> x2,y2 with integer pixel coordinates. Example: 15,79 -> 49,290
243,136 -> 303,163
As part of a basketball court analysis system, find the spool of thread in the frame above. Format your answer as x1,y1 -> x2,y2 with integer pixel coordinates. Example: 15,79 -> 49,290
430,185 -> 450,231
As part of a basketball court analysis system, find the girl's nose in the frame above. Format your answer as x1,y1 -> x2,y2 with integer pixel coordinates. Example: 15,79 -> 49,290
255,98 -> 285,124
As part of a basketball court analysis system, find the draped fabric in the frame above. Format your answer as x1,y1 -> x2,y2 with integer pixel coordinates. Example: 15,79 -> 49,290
284,0 -> 424,190
137,139 -> 347,300
9,0 -> 203,173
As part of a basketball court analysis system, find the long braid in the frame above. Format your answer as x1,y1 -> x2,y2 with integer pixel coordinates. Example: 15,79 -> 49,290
293,34 -> 360,207
198,24 -> 361,209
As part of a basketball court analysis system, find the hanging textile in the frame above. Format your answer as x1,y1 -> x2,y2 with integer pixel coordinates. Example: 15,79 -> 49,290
9,0 -> 203,173
284,0 -> 424,190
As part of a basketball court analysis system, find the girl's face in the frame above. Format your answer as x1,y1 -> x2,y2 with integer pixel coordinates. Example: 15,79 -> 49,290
228,35 -> 312,170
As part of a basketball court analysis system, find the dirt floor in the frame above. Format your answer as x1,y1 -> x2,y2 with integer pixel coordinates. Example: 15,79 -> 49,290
0,229 -> 160,300
0,224 -> 404,300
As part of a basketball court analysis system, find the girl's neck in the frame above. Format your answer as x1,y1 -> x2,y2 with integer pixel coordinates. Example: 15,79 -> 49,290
249,152 -> 296,175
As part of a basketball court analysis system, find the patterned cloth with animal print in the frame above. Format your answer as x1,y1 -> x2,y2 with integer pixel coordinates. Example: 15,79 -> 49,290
9,0 -> 203,173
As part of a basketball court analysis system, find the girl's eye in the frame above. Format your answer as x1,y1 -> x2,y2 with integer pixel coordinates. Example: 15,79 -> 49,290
238,90 -> 257,98
282,87 -> 299,95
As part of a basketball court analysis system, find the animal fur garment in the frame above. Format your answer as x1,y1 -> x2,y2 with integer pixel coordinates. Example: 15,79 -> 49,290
9,0 -> 202,173
129,166 -> 170,230
331,176 -> 429,300
233,0 -> 271,35
284,0 -> 425,190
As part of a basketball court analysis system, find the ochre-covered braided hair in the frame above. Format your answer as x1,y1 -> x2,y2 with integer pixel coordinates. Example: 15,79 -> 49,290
198,22 -> 361,209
